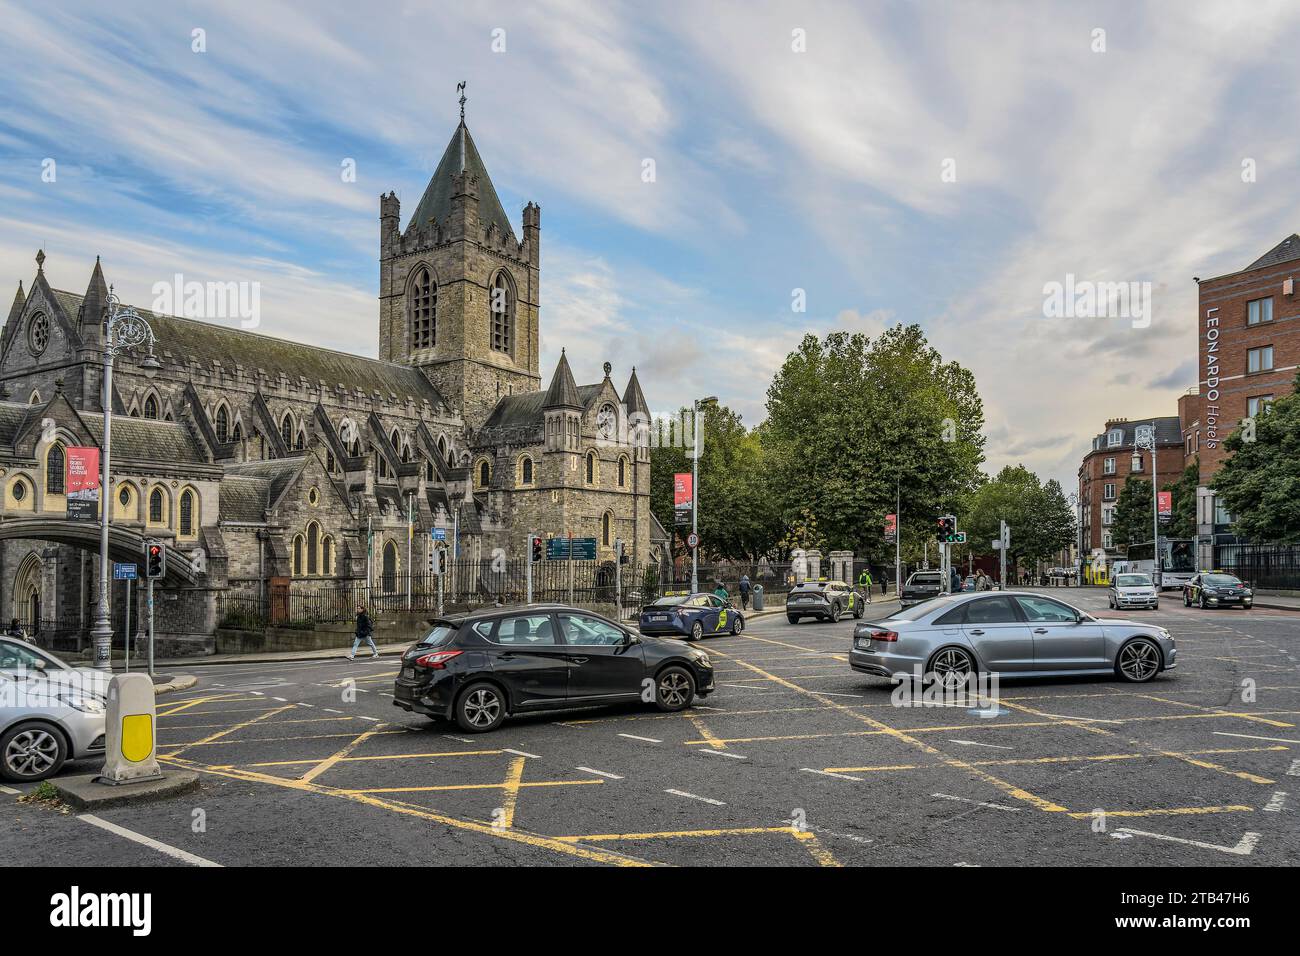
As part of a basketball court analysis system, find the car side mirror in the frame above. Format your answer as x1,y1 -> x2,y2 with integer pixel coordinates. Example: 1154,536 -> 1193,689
623,632 -> 640,645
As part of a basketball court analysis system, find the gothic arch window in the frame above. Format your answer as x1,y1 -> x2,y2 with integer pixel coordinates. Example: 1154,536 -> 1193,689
306,521 -> 320,575
322,535 -> 335,576
425,458 -> 434,482
382,540 -> 398,593
179,488 -> 197,536
281,413 -> 294,449
115,483 -> 138,521
518,455 -> 534,487
232,419 -> 242,441
326,450 -> 337,473
28,390 -> 41,406
378,451 -> 389,479
295,430 -> 306,451
214,404 -> 230,443
475,457 -> 491,490
143,393 -> 159,420
45,443 -> 65,495
292,535 -> 305,577
489,271 -> 514,354
585,450 -> 597,485
617,455 -> 628,489
410,266 -> 436,350
602,510 -> 614,548
148,487 -> 167,526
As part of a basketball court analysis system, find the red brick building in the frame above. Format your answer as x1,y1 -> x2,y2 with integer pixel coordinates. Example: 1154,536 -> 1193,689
1077,417 -> 1183,573
1188,234 -> 1300,567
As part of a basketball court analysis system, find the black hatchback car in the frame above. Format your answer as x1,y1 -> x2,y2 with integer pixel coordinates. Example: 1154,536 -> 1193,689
392,605 -> 716,732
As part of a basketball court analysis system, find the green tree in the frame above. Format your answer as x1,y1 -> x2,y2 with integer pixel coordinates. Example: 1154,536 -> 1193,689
1213,374 -> 1300,541
1111,475 -> 1155,549
762,324 -> 986,564
1164,459 -> 1199,539
1039,479 -> 1077,559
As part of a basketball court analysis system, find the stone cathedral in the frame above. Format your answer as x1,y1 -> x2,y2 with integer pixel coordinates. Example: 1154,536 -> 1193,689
0,108 -> 664,653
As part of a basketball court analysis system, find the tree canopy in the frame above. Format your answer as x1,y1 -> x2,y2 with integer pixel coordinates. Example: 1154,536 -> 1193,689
1213,373 -> 1300,541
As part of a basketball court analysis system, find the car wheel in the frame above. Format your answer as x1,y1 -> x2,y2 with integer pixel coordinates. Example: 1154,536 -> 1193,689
852,601 -> 864,619
730,616 -> 742,635
1199,594 -> 1207,610
690,621 -> 704,641
927,647 -> 974,689
655,666 -> 696,712
787,615 -> 799,625
829,603 -> 841,623
1183,591 -> 1191,607
454,682 -> 506,733
1153,602 -> 1159,611
0,722 -> 68,783
1116,638 -> 1161,683
1108,596 -> 1114,609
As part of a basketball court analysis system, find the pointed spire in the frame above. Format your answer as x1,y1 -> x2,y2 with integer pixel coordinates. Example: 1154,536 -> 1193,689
6,280 -> 25,329
408,117 -> 515,240
79,256 -> 109,327
623,366 -> 650,419
543,349 -> 582,409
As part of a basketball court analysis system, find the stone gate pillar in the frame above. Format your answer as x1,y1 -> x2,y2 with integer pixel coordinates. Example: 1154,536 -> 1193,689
805,549 -> 822,582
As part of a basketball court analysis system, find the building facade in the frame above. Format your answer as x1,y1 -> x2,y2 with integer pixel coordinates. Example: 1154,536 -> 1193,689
0,111 -> 663,653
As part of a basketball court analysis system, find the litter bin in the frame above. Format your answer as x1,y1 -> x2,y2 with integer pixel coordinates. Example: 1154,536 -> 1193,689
752,585 -> 764,612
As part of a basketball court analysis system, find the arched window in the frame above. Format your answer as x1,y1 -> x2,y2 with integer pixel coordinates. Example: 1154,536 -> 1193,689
322,535 -> 334,576
425,458 -> 434,482
214,405 -> 230,443
602,511 -> 613,547
476,458 -> 491,490
521,456 -> 534,486
28,390 -> 41,406
410,266 -> 436,350
617,455 -> 627,488
378,453 -> 389,478
281,413 -> 294,449
293,535 -> 304,576
306,522 -> 319,575
179,489 -> 196,535
489,272 -> 513,354
585,451 -> 596,485
382,541 -> 398,593
326,450 -> 337,473
46,443 -> 65,494
232,420 -> 242,441
296,432 -> 306,451
143,394 -> 159,420
149,488 -> 164,524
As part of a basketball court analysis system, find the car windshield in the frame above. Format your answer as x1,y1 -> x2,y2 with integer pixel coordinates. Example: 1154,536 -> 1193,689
908,573 -> 941,585
1205,574 -> 1242,587
0,639 -> 66,672
886,593 -> 964,622
416,625 -> 457,648
1115,574 -> 1152,587
652,596 -> 688,606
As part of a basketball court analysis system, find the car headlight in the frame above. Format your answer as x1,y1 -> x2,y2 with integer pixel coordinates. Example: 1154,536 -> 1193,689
60,694 -> 106,714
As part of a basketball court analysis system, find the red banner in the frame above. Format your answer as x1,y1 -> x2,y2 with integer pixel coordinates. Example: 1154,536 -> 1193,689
673,473 -> 693,510
1157,491 -> 1172,518
66,446 -> 100,521
884,513 -> 897,539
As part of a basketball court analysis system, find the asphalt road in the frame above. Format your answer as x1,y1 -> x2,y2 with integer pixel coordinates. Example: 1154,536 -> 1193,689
4,587 -> 1298,867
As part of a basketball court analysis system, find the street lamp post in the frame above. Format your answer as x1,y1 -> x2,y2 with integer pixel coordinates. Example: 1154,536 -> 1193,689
1068,491 -> 1082,587
88,288 -> 160,671
690,395 -> 718,594
1132,422 -> 1161,588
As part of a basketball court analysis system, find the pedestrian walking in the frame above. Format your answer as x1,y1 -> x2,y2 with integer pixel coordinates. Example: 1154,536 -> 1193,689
5,617 -> 32,644
738,574 -> 752,610
950,566 -> 961,593
713,581 -> 730,605
349,603 -> 378,660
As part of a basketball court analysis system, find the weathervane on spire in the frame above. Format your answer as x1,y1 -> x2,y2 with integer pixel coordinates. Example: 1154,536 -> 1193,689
457,81 -> 466,121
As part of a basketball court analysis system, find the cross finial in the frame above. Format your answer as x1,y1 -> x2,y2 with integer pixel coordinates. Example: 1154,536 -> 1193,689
457,81 -> 467,122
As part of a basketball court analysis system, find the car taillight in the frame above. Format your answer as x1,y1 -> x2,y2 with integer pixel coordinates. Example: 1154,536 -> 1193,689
868,629 -> 898,642
414,649 -> 463,669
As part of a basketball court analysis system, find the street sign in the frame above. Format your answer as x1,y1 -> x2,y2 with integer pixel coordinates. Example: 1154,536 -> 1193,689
547,537 -> 597,561
430,527 -> 447,541
953,532 -> 967,544
113,562 -> 138,580
687,531 -> 700,550
674,508 -> 692,527
992,540 -> 1004,550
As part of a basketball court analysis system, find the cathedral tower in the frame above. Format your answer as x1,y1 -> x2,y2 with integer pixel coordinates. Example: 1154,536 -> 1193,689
379,97 -> 541,431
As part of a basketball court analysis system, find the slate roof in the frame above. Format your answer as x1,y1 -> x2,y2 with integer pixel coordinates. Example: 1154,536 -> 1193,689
408,121 -> 515,241
623,368 -> 649,419
0,400 -> 208,464
47,290 -> 446,408
1090,416 -> 1183,450
224,456 -> 306,507
480,384 -> 602,433
542,350 -> 582,409
1246,234 -> 1300,272
219,476 -> 271,523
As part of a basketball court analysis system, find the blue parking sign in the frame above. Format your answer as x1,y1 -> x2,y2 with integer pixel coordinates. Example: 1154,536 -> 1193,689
113,562 -> 138,580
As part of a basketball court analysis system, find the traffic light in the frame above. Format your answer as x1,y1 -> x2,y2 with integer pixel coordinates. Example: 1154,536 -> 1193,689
145,542 -> 166,579
531,536 -> 543,563
431,545 -> 445,575
935,516 -> 958,544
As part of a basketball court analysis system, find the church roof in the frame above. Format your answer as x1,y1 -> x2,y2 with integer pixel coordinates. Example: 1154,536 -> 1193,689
408,121 -> 515,241
481,384 -> 602,434
47,290 -> 447,409
0,400 -> 209,465
542,351 -> 582,409
623,368 -> 650,419
224,456 -> 307,507
219,476 -> 272,523
1246,234 -> 1300,271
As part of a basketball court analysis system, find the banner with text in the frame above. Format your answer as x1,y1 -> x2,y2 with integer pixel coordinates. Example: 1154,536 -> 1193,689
66,446 -> 100,522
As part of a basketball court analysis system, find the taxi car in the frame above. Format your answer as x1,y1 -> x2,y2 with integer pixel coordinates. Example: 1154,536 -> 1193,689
1182,572 -> 1253,609
786,580 -> 864,624
638,592 -> 744,640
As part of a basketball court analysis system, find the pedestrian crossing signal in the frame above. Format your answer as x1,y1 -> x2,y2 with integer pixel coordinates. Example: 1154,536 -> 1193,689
936,516 -> 959,543
531,536 -> 543,563
145,542 -> 166,579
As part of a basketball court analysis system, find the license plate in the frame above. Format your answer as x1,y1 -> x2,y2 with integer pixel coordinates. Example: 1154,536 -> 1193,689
651,615 -> 668,621
400,666 -> 415,680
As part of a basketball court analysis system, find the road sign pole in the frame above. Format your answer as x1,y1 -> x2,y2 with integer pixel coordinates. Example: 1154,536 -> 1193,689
147,576 -> 155,678
568,533 -> 575,605
999,520 -> 1009,589
437,548 -> 444,618
615,540 -> 623,620
526,534 -> 533,605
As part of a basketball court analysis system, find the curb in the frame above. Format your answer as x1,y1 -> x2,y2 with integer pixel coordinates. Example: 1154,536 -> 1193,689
153,675 -> 198,695
52,770 -> 201,810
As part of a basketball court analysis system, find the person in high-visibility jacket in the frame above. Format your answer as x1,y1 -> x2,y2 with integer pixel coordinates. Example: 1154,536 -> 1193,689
858,568 -> 873,604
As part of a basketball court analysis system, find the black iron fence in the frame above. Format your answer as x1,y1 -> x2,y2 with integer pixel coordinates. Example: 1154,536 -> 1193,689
1217,544 -> 1300,591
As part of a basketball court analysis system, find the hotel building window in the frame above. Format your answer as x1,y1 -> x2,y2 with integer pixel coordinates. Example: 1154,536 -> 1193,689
1247,346 -> 1274,373
1247,297 -> 1273,326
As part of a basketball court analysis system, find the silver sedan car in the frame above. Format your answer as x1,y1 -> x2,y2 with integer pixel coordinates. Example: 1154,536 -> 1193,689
0,637 -> 107,782
851,591 -> 1176,684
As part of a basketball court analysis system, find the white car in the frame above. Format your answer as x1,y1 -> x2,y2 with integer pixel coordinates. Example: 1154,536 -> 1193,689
0,638 -> 108,782
1109,573 -> 1159,611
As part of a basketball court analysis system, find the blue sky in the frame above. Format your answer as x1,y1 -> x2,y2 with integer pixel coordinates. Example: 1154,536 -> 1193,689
4,0 -> 1300,491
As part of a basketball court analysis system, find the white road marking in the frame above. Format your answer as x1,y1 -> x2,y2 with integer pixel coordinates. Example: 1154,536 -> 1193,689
325,709 -> 343,714
503,748 -> 540,759
815,691 -> 869,698
800,768 -> 863,782
271,697 -> 288,702
442,735 -> 473,744
297,702 -> 314,708
1263,791 -> 1288,812
664,788 -> 725,806
1117,827 -> 1261,857
356,716 -> 380,722
576,767 -> 624,780
618,734 -> 662,743
947,739 -> 1015,750
1034,713 -> 1122,724
691,704 -> 725,711
932,792 -> 1022,812
699,749 -> 746,760
1213,731 -> 1300,744
78,814 -> 221,867
0,784 -> 20,795
1288,759 -> 1300,777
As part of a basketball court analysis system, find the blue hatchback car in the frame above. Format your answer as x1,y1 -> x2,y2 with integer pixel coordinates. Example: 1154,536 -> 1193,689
638,592 -> 745,640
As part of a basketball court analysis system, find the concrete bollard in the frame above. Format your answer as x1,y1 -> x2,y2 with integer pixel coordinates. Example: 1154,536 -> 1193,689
98,673 -> 163,785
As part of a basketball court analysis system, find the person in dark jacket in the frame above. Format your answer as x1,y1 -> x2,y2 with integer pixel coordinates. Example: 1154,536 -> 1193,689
349,604 -> 378,660
738,575 -> 752,610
